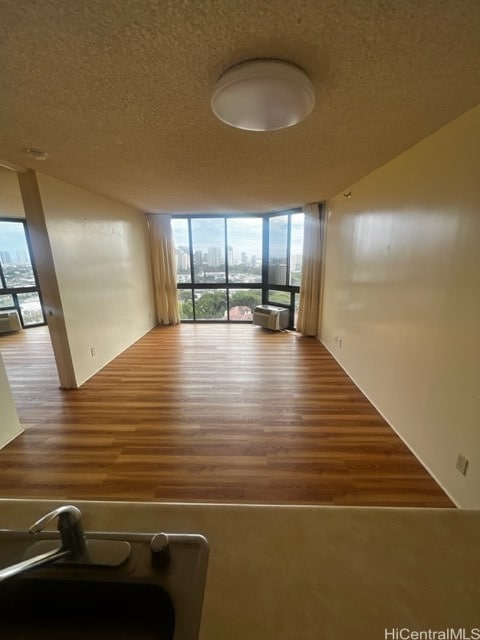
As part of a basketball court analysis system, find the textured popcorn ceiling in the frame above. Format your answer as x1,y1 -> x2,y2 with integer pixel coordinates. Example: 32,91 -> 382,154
0,0 -> 479,213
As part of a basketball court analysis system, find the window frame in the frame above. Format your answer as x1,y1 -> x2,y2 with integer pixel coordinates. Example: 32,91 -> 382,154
173,209 -> 303,327
0,217 -> 46,328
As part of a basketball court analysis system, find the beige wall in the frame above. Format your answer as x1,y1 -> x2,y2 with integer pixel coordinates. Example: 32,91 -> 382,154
0,167 -> 25,218
0,353 -> 23,448
31,173 -> 155,387
320,104 -> 480,508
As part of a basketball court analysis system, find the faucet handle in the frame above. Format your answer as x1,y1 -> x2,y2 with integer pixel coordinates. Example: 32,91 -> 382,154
29,505 -> 82,535
29,505 -> 87,561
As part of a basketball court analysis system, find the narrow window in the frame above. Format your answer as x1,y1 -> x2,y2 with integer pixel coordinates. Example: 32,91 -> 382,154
0,219 -> 45,327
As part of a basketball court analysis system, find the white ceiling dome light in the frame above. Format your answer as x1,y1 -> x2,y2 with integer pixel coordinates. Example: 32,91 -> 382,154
211,59 -> 315,132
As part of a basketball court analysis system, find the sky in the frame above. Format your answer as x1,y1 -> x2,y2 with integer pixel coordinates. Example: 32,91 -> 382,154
0,221 -> 29,258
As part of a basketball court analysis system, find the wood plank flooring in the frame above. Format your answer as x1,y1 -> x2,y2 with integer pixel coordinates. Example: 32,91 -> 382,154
0,325 -> 453,506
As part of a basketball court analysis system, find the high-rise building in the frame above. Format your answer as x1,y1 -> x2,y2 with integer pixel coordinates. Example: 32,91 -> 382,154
176,248 -> 190,271
291,254 -> 302,271
0,250 -> 12,264
16,250 -> 28,265
207,246 -> 222,267
241,251 -> 248,265
194,250 -> 203,267
227,245 -> 233,266
270,260 -> 287,285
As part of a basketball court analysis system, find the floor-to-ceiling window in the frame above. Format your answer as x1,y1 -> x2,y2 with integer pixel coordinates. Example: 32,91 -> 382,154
172,211 -> 303,326
0,218 -> 45,327
266,211 -> 304,326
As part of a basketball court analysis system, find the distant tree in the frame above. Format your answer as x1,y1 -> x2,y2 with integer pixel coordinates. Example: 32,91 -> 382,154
230,290 -> 260,309
179,300 -> 193,319
178,290 -> 193,319
268,291 -> 290,305
196,291 -> 226,319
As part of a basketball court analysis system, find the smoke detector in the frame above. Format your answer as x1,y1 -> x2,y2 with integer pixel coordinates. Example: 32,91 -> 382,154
24,148 -> 48,161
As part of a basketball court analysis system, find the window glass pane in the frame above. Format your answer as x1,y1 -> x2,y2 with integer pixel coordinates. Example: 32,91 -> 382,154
194,289 -> 227,320
0,294 -> 14,308
0,221 -> 36,287
226,218 -> 262,283
191,218 -> 225,283
228,289 -> 261,321
17,292 -> 44,326
268,290 -> 290,305
289,213 -> 304,286
178,289 -> 194,320
171,218 -> 191,283
268,215 -> 288,285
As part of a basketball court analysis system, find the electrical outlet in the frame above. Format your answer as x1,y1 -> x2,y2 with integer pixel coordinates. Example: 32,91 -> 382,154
90,347 -> 96,357
338,338 -> 343,348
456,453 -> 469,476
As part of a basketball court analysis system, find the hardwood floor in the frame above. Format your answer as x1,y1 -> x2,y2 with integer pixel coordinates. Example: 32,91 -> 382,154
0,324 -> 453,506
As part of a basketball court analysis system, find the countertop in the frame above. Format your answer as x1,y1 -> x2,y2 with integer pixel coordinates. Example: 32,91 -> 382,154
0,499 -> 479,640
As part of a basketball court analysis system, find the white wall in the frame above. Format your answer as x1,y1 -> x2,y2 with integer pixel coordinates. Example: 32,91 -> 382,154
320,104 -> 480,508
0,167 -> 25,218
31,173 -> 155,387
0,353 -> 23,448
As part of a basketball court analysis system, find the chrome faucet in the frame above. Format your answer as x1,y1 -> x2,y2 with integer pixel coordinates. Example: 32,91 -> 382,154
0,505 -> 88,582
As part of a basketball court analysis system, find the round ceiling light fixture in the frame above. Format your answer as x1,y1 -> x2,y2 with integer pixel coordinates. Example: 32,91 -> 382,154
211,59 -> 315,132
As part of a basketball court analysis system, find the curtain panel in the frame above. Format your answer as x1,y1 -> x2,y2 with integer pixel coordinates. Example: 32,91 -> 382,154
147,213 -> 180,325
296,202 -> 325,336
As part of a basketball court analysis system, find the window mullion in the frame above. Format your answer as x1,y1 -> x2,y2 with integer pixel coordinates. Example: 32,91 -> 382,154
224,216 -> 229,284
187,217 -> 196,320
286,214 -> 291,287
224,217 -> 230,320
262,216 -> 269,304
187,218 -> 195,285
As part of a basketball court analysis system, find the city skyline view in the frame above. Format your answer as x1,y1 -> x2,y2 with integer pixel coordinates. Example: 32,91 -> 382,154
0,220 -> 44,326
172,213 -> 304,270
0,221 -> 32,264
172,213 -> 303,260
171,213 -> 304,322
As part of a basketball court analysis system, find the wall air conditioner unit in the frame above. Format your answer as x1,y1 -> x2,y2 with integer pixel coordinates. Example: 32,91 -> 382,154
252,305 -> 289,331
0,310 -> 22,334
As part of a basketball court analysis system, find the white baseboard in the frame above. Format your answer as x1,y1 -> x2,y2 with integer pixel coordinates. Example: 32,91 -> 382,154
0,428 -> 25,450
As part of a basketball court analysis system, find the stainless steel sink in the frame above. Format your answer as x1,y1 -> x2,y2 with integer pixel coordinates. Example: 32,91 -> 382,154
0,528 -> 209,640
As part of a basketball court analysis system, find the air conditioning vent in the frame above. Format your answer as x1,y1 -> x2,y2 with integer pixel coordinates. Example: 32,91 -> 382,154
252,305 -> 289,331
0,310 -> 22,334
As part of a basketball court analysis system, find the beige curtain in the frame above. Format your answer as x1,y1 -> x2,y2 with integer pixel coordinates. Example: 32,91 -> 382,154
147,213 -> 180,325
296,203 -> 325,336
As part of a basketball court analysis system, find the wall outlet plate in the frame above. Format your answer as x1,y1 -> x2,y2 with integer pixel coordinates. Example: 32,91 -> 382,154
456,453 -> 469,476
